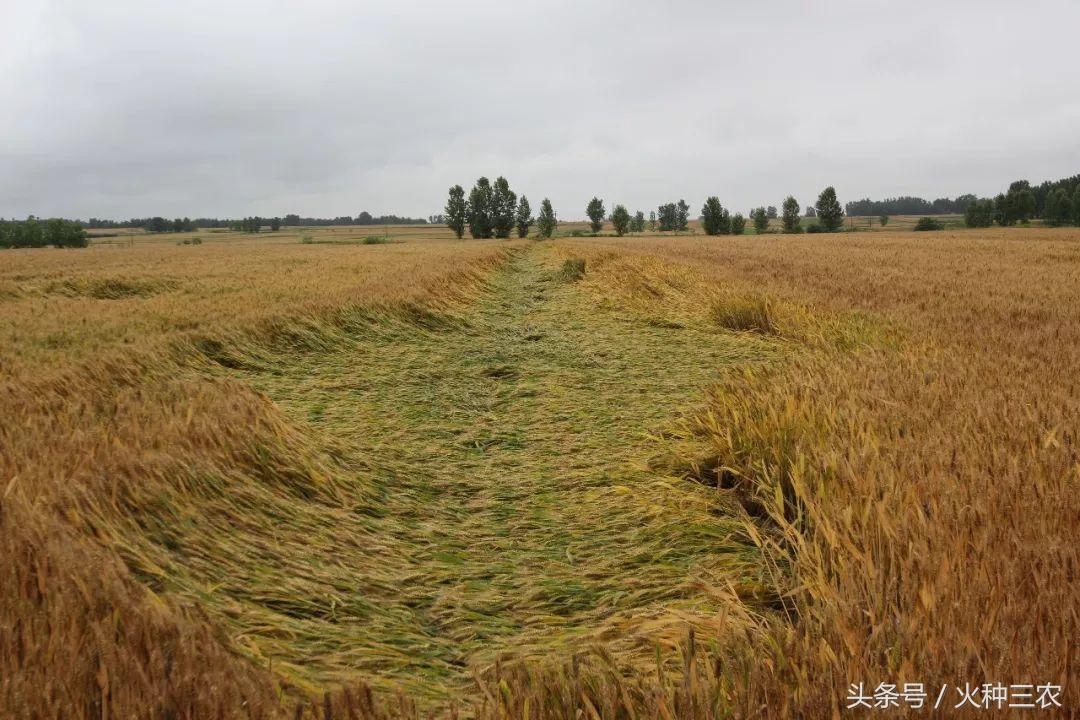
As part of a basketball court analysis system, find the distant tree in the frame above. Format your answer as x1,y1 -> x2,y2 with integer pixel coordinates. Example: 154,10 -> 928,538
954,194 -> 978,213
964,199 -> 995,228
445,185 -> 467,239
492,176 -> 517,238
751,207 -> 768,234
675,199 -> 690,232
467,177 -> 494,239
631,210 -> 645,233
284,214 -> 301,226
586,197 -> 605,234
270,217 -> 282,231
242,217 -> 261,233
700,196 -> 730,235
146,216 -> 169,233
536,198 -> 557,238
879,214 -> 889,227
997,180 -> 1035,225
610,204 -> 630,236
172,218 -> 184,233
1043,188 -> 1072,227
815,186 -> 844,232
731,213 -> 746,235
1073,186 -> 1080,226
766,205 -> 778,219
356,211 -> 374,225
781,196 -> 801,233
44,218 -> 88,248
805,206 -> 817,218
648,210 -> 657,231
657,203 -> 676,231
515,195 -> 533,238
25,218 -> 44,247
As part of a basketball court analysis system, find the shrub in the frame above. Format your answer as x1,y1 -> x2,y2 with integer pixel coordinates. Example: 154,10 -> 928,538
914,217 -> 945,231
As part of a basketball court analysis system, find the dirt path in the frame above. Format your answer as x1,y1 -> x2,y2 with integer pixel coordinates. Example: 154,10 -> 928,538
159,244 -> 767,700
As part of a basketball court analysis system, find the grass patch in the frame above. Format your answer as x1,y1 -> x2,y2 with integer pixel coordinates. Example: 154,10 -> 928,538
300,235 -> 399,245
710,295 -> 777,334
47,276 -> 180,299
556,257 -> 586,282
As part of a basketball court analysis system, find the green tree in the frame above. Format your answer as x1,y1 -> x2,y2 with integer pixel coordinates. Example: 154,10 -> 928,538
648,210 -> 657,231
657,203 -> 676,231
766,205 -> 778,219
445,185 -> 467,239
44,219 -> 67,247
492,176 -> 516,238
631,210 -> 645,233
610,204 -> 630,236
781,196 -> 801,233
467,177 -> 494,238
999,180 -> 1035,225
586,197 -> 605,234
514,195 -> 533,238
731,213 -> 746,235
879,214 -> 889,227
43,219 -> 88,248
815,186 -> 844,232
675,199 -> 690,232
964,199 -> 995,228
146,217 -> 169,233
270,217 -> 282,231
1073,186 -> 1080,226
536,198 -> 557,238
994,193 -> 1008,225
751,207 -> 768,234
1043,188 -> 1072,227
700,196 -> 730,235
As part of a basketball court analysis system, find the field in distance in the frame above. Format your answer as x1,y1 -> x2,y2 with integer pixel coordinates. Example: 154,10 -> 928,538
83,213 -> 969,248
2,227 -> 1076,717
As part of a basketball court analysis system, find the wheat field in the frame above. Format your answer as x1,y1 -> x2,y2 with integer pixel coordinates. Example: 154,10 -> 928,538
1,226 -> 1077,718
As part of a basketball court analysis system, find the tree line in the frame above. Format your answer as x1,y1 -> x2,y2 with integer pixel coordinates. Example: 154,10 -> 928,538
0,218 -> 88,248
444,177 -> 556,239
75,213 -> 431,232
963,178 -> 1080,228
282,212 -> 429,227
845,195 -> 978,217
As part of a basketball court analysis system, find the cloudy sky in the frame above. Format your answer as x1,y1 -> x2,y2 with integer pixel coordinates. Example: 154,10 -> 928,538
2,0 -> 1079,220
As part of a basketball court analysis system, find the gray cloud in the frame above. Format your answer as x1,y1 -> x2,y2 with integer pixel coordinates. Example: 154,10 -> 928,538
2,0 -> 1079,220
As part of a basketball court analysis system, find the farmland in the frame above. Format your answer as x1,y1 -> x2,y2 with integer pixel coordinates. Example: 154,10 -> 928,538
2,226 -> 1077,718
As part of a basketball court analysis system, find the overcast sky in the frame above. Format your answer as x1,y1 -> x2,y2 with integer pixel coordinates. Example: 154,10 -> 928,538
3,0 -> 1079,220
